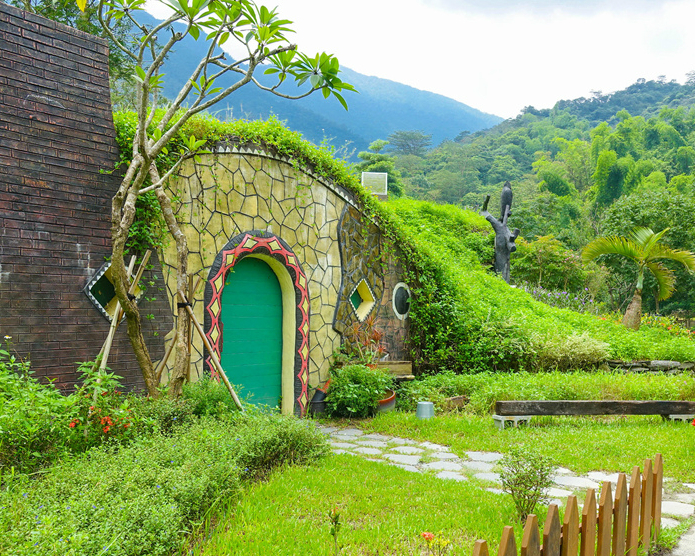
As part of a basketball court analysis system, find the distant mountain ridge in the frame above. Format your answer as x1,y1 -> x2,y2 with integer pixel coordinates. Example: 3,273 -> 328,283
139,12 -> 502,154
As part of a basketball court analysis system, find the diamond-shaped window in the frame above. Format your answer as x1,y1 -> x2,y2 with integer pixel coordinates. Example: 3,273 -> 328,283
84,262 -> 142,321
349,279 -> 376,322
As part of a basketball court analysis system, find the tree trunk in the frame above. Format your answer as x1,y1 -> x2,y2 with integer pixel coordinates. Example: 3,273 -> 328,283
111,157 -> 160,397
151,166 -> 190,398
622,288 -> 642,330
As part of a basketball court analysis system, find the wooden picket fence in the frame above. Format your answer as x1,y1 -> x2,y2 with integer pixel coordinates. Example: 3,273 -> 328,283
472,454 -> 663,556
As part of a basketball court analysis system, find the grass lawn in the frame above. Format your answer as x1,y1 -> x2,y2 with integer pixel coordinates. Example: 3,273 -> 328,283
191,454 -> 524,556
360,412 -> 695,482
191,411 -> 694,555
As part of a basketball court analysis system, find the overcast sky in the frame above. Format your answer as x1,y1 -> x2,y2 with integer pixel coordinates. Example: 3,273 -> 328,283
148,0 -> 695,119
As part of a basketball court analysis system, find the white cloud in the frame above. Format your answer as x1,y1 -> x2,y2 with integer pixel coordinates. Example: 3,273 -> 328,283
146,0 -> 695,119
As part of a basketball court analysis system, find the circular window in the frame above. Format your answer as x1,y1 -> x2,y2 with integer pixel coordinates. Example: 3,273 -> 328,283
392,282 -> 411,320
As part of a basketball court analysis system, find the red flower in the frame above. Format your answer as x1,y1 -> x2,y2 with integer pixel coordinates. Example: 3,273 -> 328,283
103,426 -> 110,433
421,532 -> 435,542
69,419 -> 79,428
123,423 -> 131,429
691,417 -> 695,426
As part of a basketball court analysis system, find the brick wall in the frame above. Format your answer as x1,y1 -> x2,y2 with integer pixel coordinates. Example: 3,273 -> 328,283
0,2 -> 172,391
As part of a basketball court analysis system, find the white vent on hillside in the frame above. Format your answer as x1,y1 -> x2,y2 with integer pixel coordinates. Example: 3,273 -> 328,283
361,172 -> 388,196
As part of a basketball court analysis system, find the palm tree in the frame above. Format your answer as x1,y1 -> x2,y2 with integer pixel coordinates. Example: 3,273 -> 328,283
582,227 -> 695,330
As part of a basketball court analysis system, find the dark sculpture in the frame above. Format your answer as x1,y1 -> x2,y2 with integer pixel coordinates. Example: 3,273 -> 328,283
481,181 -> 519,283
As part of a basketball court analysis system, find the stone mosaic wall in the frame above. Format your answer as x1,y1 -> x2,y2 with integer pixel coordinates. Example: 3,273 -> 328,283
333,205 -> 384,331
159,143 -> 353,389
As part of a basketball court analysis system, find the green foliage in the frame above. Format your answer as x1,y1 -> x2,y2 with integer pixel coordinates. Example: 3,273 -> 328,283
181,377 -> 241,417
0,419 -> 241,556
0,343 -> 74,472
530,332 -> 609,371
231,412 -> 330,480
0,412 -> 328,556
326,364 -> 394,418
396,368 -> 695,416
512,235 -> 589,291
499,446 -> 556,523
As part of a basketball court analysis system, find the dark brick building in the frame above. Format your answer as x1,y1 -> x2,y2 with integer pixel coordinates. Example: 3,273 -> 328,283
0,2 -> 171,391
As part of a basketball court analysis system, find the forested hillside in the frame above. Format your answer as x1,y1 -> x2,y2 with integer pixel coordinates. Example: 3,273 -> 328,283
390,78 -> 695,316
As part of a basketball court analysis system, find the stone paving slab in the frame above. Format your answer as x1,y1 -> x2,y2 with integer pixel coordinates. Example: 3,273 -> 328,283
587,471 -> 621,483
437,471 -> 468,481
422,461 -> 463,472
354,447 -> 382,455
354,440 -> 389,448
553,475 -> 600,490
389,463 -> 421,473
466,451 -> 503,462
388,438 -> 418,445
334,428 -> 363,437
390,446 -> 424,454
546,487 -> 574,498
330,442 -> 358,449
361,433 -> 392,441
662,500 -> 695,517
675,492 -> 695,504
474,472 -> 501,484
384,454 -> 421,466
432,451 -> 458,460
462,460 -> 495,472
670,525 -> 695,556
418,442 -> 449,451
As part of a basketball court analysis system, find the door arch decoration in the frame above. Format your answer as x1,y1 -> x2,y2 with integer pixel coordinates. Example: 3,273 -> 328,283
203,231 -> 310,415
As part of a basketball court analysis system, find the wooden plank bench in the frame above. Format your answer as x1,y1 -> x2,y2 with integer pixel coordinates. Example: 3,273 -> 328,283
493,400 -> 695,430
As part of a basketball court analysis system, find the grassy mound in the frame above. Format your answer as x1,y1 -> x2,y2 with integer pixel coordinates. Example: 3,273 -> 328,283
384,199 -> 695,369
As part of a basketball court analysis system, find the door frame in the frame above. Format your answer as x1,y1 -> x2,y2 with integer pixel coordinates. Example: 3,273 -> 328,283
204,231 -> 310,415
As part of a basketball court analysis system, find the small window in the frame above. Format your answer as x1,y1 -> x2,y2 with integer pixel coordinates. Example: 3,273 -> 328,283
349,279 -> 376,322
392,282 -> 411,320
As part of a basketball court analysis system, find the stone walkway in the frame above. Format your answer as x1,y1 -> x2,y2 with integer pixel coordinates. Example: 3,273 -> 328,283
317,425 -> 695,554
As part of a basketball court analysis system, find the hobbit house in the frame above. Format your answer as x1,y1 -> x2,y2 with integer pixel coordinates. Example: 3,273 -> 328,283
0,2 -> 411,410
158,143 -> 411,415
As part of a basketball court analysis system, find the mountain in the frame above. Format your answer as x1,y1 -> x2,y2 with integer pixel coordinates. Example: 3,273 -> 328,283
137,13 -> 502,155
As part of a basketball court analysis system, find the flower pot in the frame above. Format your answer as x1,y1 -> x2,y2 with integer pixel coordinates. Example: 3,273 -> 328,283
377,388 -> 396,413
310,388 -> 328,415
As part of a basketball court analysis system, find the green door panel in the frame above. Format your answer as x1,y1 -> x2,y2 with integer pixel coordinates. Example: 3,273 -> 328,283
221,257 -> 283,407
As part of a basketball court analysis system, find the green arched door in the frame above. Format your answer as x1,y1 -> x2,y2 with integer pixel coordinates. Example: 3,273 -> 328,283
220,257 -> 283,407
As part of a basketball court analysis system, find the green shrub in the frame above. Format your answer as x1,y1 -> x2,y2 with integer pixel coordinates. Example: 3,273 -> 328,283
232,411 -> 330,480
531,332 -> 609,371
326,364 -> 394,418
500,446 -> 556,523
0,346 -> 74,472
0,413 -> 328,556
0,418 -> 240,556
182,377 -> 241,417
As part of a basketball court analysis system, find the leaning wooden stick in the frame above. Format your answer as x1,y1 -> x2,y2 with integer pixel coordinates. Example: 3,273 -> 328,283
154,327 -> 177,384
178,292 -> 244,411
98,255 -> 138,373
95,250 -> 152,371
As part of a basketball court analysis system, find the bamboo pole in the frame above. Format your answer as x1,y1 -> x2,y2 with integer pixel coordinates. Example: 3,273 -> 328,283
178,292 -> 244,411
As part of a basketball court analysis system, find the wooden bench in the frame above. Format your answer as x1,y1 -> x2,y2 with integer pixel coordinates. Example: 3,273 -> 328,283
493,400 -> 695,430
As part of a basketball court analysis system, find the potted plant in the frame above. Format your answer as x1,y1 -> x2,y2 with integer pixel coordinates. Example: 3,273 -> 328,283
325,364 -> 395,418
